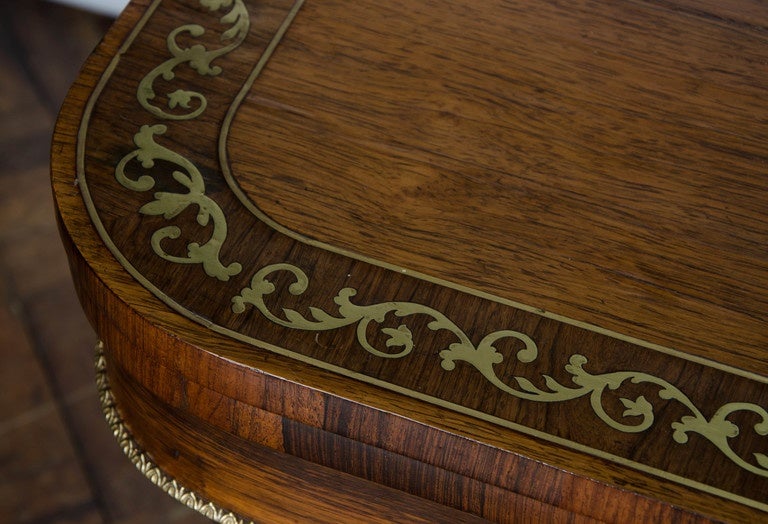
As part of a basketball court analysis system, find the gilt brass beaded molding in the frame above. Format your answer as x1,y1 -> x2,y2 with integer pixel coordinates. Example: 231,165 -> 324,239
95,344 -> 250,524
75,0 -> 768,512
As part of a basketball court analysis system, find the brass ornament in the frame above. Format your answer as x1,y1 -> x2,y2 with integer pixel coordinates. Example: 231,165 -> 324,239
115,0 -> 249,280
95,343 -> 250,524
137,0 -> 250,120
116,123 -> 241,281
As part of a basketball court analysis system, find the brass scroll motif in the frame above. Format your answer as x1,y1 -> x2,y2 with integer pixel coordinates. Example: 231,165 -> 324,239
138,0 -> 250,120
116,0 -> 247,280
232,262 -> 768,478
232,263 -> 539,361
116,124 -> 241,280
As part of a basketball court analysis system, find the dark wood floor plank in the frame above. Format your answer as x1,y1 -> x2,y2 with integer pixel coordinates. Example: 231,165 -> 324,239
0,35 -> 50,147
65,393 -> 212,524
0,1 -> 112,115
0,277 -> 102,524
0,279 -> 58,426
0,161 -> 98,395
0,412 -> 102,524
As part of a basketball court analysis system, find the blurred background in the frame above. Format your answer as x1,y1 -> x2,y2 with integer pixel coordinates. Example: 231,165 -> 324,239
0,1 -> 208,522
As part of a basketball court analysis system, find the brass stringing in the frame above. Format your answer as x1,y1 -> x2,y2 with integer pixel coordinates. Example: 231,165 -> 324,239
232,263 -> 768,478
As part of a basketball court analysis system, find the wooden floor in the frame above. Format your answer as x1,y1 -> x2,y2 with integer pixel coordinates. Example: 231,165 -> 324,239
0,2 -> 209,522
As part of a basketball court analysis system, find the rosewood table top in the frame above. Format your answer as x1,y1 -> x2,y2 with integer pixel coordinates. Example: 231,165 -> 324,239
52,0 -> 768,521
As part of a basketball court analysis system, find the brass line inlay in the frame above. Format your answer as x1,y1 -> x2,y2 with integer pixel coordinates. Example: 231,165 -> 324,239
72,0 -> 768,512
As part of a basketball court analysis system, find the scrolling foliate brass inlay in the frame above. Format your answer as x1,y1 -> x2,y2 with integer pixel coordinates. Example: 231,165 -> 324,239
231,263 -> 539,361
232,262 -> 768,478
138,0 -> 250,120
116,0 -> 248,280
116,124 -> 241,280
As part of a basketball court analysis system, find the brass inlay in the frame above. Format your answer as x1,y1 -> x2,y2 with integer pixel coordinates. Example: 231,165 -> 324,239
95,343 -> 250,524
233,262 -> 768,478
138,0 -> 250,120
116,124 -> 241,280
232,262 -> 538,361
72,0 -> 768,511
117,0 -> 249,280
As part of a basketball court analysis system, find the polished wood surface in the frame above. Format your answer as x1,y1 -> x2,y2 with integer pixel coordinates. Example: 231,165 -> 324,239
51,0 -> 768,521
233,0 -> 768,368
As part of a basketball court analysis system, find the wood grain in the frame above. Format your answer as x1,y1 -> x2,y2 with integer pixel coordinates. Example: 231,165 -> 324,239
51,0 -> 768,521
230,0 -> 768,372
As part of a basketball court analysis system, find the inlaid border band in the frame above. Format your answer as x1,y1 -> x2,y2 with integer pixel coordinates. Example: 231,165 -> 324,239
73,0 -> 768,513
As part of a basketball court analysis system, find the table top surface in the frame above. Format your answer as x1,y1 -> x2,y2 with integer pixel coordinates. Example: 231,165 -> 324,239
52,0 -> 768,521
